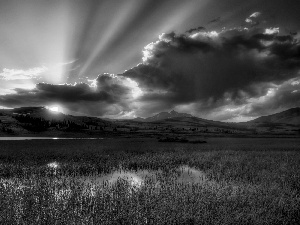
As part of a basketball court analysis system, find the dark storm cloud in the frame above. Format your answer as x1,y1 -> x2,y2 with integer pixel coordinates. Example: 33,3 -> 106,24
186,26 -> 206,34
208,17 -> 221,24
122,27 -> 300,117
0,74 -> 133,116
289,30 -> 298,36
1,0 -> 300,120
244,78 -> 300,117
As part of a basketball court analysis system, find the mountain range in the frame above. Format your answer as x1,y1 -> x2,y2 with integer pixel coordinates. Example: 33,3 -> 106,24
133,110 -> 194,122
0,106 -> 299,136
132,108 -> 300,125
1,106 -> 300,125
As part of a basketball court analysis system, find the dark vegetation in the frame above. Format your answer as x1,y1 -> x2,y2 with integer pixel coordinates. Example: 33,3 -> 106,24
158,136 -> 189,143
157,136 -> 207,143
0,138 -> 300,224
14,114 -> 90,132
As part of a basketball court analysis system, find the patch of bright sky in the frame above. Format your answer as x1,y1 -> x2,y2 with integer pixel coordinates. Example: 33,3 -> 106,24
46,105 -> 63,113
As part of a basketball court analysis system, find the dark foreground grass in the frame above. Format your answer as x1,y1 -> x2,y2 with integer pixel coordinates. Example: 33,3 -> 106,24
0,137 -> 300,224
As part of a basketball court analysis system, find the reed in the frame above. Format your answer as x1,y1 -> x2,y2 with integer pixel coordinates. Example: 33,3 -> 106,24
0,138 -> 299,224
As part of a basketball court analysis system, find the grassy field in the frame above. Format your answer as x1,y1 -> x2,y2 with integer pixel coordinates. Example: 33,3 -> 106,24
0,137 -> 300,224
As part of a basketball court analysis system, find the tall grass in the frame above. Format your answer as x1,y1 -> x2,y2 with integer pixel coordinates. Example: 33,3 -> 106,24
0,138 -> 300,224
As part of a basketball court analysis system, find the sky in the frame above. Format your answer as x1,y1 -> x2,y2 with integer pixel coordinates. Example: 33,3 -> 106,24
0,0 -> 300,122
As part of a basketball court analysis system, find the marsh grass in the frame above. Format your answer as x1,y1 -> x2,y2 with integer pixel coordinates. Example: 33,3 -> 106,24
0,138 -> 300,224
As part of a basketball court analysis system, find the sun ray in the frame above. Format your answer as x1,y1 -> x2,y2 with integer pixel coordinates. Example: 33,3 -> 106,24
78,0 -> 148,77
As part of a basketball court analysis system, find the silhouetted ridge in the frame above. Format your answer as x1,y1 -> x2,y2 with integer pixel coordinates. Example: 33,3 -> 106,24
250,107 -> 300,125
136,110 -> 194,122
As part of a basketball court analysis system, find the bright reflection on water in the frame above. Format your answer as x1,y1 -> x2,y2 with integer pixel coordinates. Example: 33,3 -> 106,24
0,137 -> 104,140
60,165 -> 207,198
0,164 -> 208,202
177,165 -> 207,183
76,170 -> 150,197
47,161 -> 60,169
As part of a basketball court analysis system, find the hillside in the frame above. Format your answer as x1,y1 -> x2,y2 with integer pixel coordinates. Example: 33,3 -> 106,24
0,107 -> 112,136
116,114 -> 252,135
250,107 -> 300,125
133,110 -> 193,122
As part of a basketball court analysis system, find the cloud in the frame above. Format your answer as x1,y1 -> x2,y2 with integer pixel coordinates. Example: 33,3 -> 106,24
249,12 -> 261,18
291,80 -> 300,86
0,73 -> 139,116
1,19 -> 299,120
208,17 -> 221,24
264,27 -> 280,35
174,76 -> 300,122
122,26 -> 300,119
242,77 -> 300,118
186,26 -> 206,34
245,12 -> 261,26
0,66 -> 47,80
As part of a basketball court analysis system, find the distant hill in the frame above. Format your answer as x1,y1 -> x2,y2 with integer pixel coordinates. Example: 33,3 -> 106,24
249,107 -> 300,125
149,116 -> 243,129
1,106 -> 299,136
0,106 -> 111,127
129,110 -> 250,131
133,110 -> 194,122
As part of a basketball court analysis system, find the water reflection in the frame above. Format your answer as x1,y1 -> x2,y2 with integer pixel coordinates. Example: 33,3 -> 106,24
0,164 -> 208,201
62,165 -> 207,197
76,170 -> 150,197
0,137 -> 104,140
47,161 -> 60,169
177,165 -> 207,183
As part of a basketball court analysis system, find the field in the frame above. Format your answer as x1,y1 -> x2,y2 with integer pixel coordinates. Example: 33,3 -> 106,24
0,138 -> 300,224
